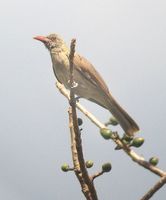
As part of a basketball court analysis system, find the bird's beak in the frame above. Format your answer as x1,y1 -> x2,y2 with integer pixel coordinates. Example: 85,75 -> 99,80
33,36 -> 50,43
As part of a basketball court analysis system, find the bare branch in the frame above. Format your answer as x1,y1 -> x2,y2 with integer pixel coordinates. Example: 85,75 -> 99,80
68,39 -> 98,200
57,49 -> 166,200
56,82 -> 166,178
91,171 -> 104,182
140,175 -> 166,200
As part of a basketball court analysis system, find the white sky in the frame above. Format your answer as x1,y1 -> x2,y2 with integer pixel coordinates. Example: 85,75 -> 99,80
0,0 -> 166,199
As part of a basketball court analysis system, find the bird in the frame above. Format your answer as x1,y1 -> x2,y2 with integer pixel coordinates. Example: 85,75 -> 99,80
34,33 -> 139,136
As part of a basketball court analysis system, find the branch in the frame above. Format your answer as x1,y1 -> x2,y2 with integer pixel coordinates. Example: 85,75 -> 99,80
68,39 -> 98,200
57,48 -> 166,200
91,171 -> 104,182
140,175 -> 166,200
56,81 -> 166,178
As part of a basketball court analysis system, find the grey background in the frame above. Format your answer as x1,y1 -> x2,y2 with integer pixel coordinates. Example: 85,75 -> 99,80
0,0 -> 166,199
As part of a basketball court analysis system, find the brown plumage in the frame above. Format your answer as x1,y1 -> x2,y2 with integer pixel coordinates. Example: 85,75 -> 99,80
34,33 -> 139,136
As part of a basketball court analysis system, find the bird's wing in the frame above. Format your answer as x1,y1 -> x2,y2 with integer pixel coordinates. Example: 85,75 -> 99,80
74,54 -> 110,97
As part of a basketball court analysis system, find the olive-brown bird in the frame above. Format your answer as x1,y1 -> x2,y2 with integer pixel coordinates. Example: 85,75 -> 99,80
34,33 -> 139,136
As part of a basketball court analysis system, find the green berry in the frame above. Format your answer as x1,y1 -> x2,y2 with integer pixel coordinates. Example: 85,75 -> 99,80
102,163 -> 112,172
85,160 -> 94,168
131,137 -> 144,148
61,163 -> 70,172
149,157 -> 159,166
77,118 -> 83,126
100,128 -> 112,140
109,117 -> 119,126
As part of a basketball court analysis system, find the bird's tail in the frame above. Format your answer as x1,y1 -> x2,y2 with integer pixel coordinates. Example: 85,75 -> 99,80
106,95 -> 139,136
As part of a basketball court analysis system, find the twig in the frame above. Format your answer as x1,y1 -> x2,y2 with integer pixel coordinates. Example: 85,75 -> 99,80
91,171 -> 104,182
56,82 -> 166,178
68,108 -> 96,200
57,44 -> 166,200
140,175 -> 166,200
68,39 -> 98,200
69,39 -> 76,102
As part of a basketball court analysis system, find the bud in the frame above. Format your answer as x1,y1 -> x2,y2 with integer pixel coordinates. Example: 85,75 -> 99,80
149,157 -> 159,166
61,163 -> 70,172
102,163 -> 112,172
77,118 -> 83,126
131,137 -> 144,148
109,117 -> 119,126
85,160 -> 94,168
100,128 -> 112,140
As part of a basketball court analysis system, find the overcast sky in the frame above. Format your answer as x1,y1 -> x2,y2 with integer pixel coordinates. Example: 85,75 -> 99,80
0,0 -> 166,199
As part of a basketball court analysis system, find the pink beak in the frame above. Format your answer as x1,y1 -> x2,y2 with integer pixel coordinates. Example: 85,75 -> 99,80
33,36 -> 50,43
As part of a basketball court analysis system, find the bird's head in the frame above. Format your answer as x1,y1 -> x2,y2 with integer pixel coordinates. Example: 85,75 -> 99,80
34,33 -> 66,51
